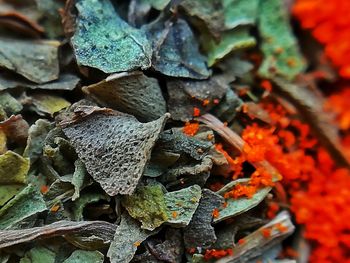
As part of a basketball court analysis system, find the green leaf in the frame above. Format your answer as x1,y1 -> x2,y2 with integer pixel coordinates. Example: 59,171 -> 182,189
258,0 -> 306,80
0,151 -> 29,184
144,17 -> 210,79
164,185 -> 201,227
72,0 -> 152,73
20,246 -> 55,263
223,0 -> 259,29
122,184 -> 169,231
71,160 -> 89,201
203,26 -> 256,66
0,184 -> 47,229
0,92 -> 22,116
0,38 -> 59,84
214,179 -> 272,223
63,250 -> 104,263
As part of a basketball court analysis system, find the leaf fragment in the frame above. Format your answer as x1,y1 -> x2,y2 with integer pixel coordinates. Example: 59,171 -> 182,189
0,151 -> 29,184
63,250 -> 104,263
72,0 -> 152,73
0,92 -> 22,116
29,94 -> 71,116
20,246 -> 55,263
223,0 -> 259,29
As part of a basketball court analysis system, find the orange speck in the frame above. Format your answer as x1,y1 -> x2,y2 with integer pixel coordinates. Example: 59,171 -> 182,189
40,185 -> 49,194
267,202 -> 280,219
261,80 -> 272,92
202,99 -> 210,106
238,238 -> 245,245
222,202 -> 228,208
172,211 -> 178,218
275,223 -> 288,233
261,228 -> 272,238
50,204 -> 60,212
193,107 -> 201,117
207,133 -> 214,140
212,208 -> 220,218
133,241 -> 141,247
183,122 -> 199,136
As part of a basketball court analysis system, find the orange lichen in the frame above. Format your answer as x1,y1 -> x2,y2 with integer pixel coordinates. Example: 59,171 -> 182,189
193,107 -> 201,117
212,208 -> 220,218
261,228 -> 272,238
172,211 -> 178,218
203,248 -> 233,261
183,122 -> 199,136
324,88 -> 350,130
40,185 -> 49,194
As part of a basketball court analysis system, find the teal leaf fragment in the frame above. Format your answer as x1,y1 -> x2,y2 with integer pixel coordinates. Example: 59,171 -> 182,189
144,17 -> 210,79
122,184 -> 168,231
0,38 -> 59,84
0,184 -> 47,229
71,159 -> 89,201
72,0 -> 152,73
20,246 -> 55,263
63,250 -> 104,263
258,0 -> 306,80
0,92 -> 23,116
214,179 -> 272,223
164,185 -> 201,227
223,0 -> 259,29
107,213 -> 159,263
82,72 -> 166,122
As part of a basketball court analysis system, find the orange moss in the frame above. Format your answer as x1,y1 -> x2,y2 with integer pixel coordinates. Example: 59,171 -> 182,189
183,122 -> 199,136
193,107 -> 201,117
267,202 -> 280,219
203,248 -> 233,261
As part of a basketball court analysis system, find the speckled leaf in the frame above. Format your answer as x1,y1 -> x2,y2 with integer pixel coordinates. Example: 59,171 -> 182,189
214,179 -> 272,223
60,106 -> 169,196
258,0 -> 306,80
0,38 -> 59,84
0,73 -> 80,91
30,94 -> 71,116
0,92 -> 22,116
203,27 -> 256,66
122,184 -> 168,230
24,119 -> 53,164
0,151 -> 29,184
72,0 -> 152,73
20,247 -> 55,263
144,17 -> 210,79
184,189 -> 224,249
0,184 -> 46,229
83,72 -> 166,122
107,213 -> 159,263
63,250 -> 104,263
223,0 -> 259,29
164,185 -> 201,227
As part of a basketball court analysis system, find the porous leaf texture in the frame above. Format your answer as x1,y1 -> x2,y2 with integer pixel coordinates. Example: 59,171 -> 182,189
60,106 -> 169,195
83,72 -> 166,122
72,0 -> 152,73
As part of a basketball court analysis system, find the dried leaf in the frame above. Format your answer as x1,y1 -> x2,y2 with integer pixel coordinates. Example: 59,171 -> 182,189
83,72 -> 166,122
144,17 -> 210,79
184,189 -> 224,249
72,0 -> 152,73
0,92 -> 22,116
122,184 -> 169,231
0,151 -> 29,184
63,250 -> 104,263
20,246 -> 55,263
0,184 -> 46,229
223,0 -> 259,29
29,94 -> 71,116
0,38 -> 59,84
0,115 -> 29,145
107,213 -> 159,263
258,0 -> 305,80
71,159 -> 89,201
60,106 -> 169,196
0,220 -> 116,249
0,185 -> 23,206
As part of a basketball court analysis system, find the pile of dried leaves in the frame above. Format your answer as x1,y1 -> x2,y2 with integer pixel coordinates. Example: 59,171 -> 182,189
0,0 -> 349,262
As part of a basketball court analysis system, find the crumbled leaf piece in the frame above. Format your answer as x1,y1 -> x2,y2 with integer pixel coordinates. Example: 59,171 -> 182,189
216,212 -> 295,263
145,17 -> 210,79
214,179 -> 272,223
184,189 -> 224,249
20,246 -> 55,263
72,0 -> 152,73
0,73 -> 80,91
107,213 -> 159,263
0,92 -> 22,116
0,38 -> 59,83
29,94 -> 71,116
122,184 -> 168,230
0,220 -> 116,249
144,151 -> 180,178
0,184 -> 46,229
23,119 -> 53,163
63,250 -> 104,263
258,0 -> 305,80
164,185 -> 201,227
147,228 -> 184,263
60,106 -> 169,196
0,151 -> 29,184
0,185 -> 23,206
0,115 -> 29,145
71,159 -> 89,201
223,0 -> 259,29
83,72 -> 166,122
203,27 -> 256,66
167,77 -> 228,121
72,191 -> 109,221
212,89 -> 243,123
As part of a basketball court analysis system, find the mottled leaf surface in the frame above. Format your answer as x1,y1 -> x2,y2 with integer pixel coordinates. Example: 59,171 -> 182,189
30,94 -> 71,116
63,250 -> 104,263
72,0 -> 152,73
83,72 -> 166,122
20,246 -> 55,263
60,106 -> 169,195
0,151 -> 29,184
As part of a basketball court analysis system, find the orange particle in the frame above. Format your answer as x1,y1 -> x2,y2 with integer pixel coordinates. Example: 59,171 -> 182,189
212,208 -> 220,218
50,204 -> 60,212
183,122 -> 199,136
267,202 -> 280,219
238,238 -> 245,245
207,133 -> 214,140
193,107 -> 201,117
275,223 -> 288,233
202,99 -> 210,106
133,241 -> 141,247
261,80 -> 272,92
286,57 -> 297,67
204,248 -> 233,261
172,211 -> 178,218
261,228 -> 272,238
222,202 -> 228,208
40,185 -> 49,194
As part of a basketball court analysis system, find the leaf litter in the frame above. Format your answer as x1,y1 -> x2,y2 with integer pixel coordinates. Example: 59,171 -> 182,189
0,0 -> 348,262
